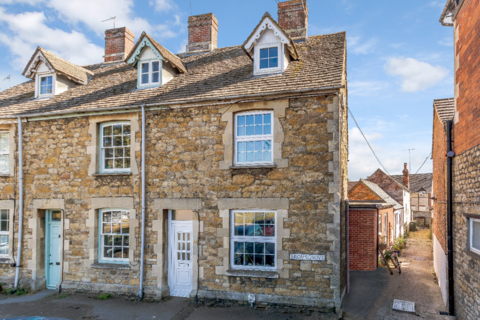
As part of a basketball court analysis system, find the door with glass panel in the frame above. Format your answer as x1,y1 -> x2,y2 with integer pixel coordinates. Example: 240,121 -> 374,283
0,209 -> 9,258
45,210 -> 62,289
168,219 -> 193,297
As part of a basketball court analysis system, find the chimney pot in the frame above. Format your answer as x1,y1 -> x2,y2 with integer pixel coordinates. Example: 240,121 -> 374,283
186,13 -> 218,54
402,163 -> 410,189
277,0 -> 308,41
104,27 -> 135,63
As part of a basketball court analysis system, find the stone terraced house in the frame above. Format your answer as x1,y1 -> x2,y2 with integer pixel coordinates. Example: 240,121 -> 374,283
0,0 -> 348,310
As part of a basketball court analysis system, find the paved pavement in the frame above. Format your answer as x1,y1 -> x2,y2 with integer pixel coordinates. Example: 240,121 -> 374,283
342,228 -> 453,320
0,228 -> 453,320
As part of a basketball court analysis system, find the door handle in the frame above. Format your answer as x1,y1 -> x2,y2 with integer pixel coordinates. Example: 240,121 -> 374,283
49,263 -> 53,265
56,262 -> 61,265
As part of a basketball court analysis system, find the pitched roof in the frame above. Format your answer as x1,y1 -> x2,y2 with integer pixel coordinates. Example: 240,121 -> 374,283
125,32 -> 187,73
391,173 -> 433,193
434,98 -> 455,123
348,181 -> 358,193
0,31 -> 346,117
243,12 -> 298,60
361,180 -> 403,210
368,168 -> 409,192
22,47 -> 94,84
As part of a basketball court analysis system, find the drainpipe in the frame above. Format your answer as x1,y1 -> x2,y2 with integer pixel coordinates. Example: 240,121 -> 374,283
346,200 -> 349,294
139,106 -> 146,300
14,117 -> 23,289
446,120 -> 455,316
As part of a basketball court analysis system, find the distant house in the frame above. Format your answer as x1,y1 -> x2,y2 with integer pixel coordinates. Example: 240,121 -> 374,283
366,166 -> 411,236
348,179 -> 403,271
392,173 -> 433,226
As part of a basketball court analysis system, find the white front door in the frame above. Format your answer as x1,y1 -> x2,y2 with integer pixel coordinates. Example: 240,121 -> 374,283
169,221 -> 193,297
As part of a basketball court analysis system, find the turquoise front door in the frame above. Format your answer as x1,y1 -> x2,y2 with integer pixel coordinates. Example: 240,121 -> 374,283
46,210 -> 61,289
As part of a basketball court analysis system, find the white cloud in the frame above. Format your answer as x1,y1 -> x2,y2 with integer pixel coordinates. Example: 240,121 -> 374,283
384,57 -> 448,92
177,38 -> 188,53
0,0 -> 42,4
438,37 -> 453,47
348,36 -> 376,55
349,81 -> 388,96
150,0 -> 176,13
0,8 -> 103,68
429,1 -> 445,8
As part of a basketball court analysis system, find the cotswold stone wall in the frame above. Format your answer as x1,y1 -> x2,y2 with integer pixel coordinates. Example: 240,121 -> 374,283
452,144 -> 480,320
0,94 -> 346,308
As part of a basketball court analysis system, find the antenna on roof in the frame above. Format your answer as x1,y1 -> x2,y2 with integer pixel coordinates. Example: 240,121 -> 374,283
3,75 -> 10,88
102,16 -> 116,29
403,148 -> 415,171
190,0 -> 193,15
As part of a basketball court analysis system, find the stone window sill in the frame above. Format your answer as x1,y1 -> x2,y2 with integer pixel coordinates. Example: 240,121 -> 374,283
230,165 -> 276,170
226,269 -> 279,279
0,174 -> 11,177
0,258 -> 12,265
92,172 -> 133,177
465,250 -> 480,261
91,263 -> 130,270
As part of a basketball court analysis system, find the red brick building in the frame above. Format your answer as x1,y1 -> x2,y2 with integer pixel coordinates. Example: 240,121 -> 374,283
348,180 -> 400,271
439,1 -> 480,317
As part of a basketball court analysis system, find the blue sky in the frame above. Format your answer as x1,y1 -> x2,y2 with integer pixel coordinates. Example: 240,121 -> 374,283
0,0 -> 453,180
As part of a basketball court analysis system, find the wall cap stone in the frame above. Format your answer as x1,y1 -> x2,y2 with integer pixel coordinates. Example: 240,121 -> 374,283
91,263 -> 131,270
225,269 -> 279,279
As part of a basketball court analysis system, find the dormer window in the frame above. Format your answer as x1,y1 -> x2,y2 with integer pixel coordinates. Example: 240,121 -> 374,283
40,75 -> 53,95
243,13 -> 299,77
139,60 -> 161,87
260,47 -> 278,69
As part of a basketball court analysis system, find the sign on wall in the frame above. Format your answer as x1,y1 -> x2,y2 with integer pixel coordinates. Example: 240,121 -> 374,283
290,254 -> 326,261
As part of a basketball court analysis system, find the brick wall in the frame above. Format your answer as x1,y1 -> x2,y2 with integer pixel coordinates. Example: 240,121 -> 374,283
187,13 -> 218,53
104,27 -> 135,63
348,208 -> 377,271
277,0 -> 308,40
454,0 -> 480,155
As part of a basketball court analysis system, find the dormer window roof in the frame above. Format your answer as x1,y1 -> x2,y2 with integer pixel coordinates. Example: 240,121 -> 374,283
243,12 -> 299,76
22,47 -> 94,98
126,32 -> 186,89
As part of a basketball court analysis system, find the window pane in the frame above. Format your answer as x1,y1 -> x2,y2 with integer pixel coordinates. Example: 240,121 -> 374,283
260,48 -> 269,59
1,221 -> 7,231
115,149 -> 124,157
265,255 -> 275,267
246,115 -> 254,126
103,246 -> 112,258
255,151 -> 263,162
237,126 -> 245,136
234,254 -> 244,266
238,116 -> 245,126
112,223 -> 121,234
246,152 -> 254,162
255,213 -> 264,224
152,72 -> 159,83
142,74 -> 149,84
103,126 -> 112,136
104,235 -> 113,246
0,155 -> 8,172
141,63 -> 149,73
125,148 -> 131,157
0,133 -> 9,152
123,125 -> 131,135
123,136 -> 131,146
103,223 -> 111,233
254,255 -> 264,267
255,125 -> 263,135
255,114 -> 262,125
123,236 -> 129,246
472,220 -> 480,251
114,158 -> 124,169
152,61 -> 160,72
105,148 -> 114,158
122,248 -> 129,259
113,136 -> 122,147
245,242 -> 254,253
264,114 -> 271,125
237,142 -> 246,152
105,159 -> 113,169
113,125 -> 122,135
103,211 -> 112,222
260,59 -> 269,69
265,243 -> 275,254
1,210 -> 8,221
270,58 -> 278,68
264,124 -> 271,135
124,158 -> 131,169
246,142 -> 254,152
246,125 -> 254,135
122,223 -> 130,234
269,47 -> 278,57
244,212 -> 254,225
0,235 -> 8,255
265,212 -> 275,225
103,137 -> 112,147
237,152 -> 245,163
234,242 -> 244,254
255,243 -> 265,254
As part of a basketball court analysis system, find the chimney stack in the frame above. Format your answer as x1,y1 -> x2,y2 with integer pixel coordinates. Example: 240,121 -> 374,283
403,163 -> 410,189
186,13 -> 218,54
104,27 -> 135,63
278,0 -> 309,41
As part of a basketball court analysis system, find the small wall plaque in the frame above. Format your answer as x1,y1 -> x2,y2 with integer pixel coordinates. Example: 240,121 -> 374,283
290,254 -> 325,261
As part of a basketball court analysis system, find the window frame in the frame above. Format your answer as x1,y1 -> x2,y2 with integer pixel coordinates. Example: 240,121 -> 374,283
0,209 -> 9,258
234,111 -> 274,167
98,208 -> 130,264
36,73 -> 56,98
99,121 -> 132,174
230,209 -> 277,271
254,43 -> 282,76
137,59 -> 162,89
0,132 -> 9,174
259,47 -> 279,70
470,218 -> 480,255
